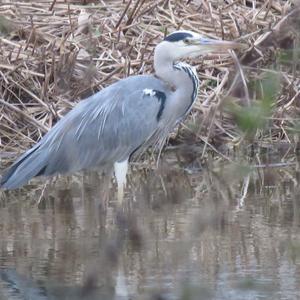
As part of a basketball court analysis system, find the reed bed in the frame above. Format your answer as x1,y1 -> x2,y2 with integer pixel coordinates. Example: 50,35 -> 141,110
0,0 -> 299,157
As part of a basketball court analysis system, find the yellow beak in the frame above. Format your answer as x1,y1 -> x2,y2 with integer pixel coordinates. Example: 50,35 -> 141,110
194,37 -> 244,52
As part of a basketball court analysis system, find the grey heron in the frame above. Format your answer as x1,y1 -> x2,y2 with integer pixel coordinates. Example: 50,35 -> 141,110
0,30 -> 240,198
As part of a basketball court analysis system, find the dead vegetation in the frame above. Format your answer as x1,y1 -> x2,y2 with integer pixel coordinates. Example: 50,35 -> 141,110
0,0 -> 299,157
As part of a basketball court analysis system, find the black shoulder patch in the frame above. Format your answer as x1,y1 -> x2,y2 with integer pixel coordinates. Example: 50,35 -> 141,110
143,89 -> 167,121
164,32 -> 193,42
153,90 -> 166,121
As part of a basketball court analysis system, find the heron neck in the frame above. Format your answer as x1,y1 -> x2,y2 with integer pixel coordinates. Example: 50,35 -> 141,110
154,53 -> 198,103
154,58 -> 194,94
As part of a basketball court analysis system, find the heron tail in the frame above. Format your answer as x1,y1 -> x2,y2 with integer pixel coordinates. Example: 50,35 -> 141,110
0,144 -> 48,189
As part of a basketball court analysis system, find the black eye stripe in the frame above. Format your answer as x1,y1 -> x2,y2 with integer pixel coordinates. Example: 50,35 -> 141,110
164,32 -> 193,42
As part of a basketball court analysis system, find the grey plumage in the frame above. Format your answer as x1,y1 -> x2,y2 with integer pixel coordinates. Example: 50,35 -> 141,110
1,76 -> 170,189
0,30 -> 240,191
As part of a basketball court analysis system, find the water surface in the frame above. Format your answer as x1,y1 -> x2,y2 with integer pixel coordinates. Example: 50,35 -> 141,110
0,152 -> 300,299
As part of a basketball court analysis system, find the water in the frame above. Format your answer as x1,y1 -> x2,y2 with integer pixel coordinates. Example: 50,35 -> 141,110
0,152 -> 300,300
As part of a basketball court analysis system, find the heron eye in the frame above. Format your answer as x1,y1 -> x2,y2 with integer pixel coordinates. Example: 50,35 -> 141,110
183,38 -> 191,44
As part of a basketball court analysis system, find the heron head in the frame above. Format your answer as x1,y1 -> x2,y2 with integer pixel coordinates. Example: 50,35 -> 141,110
157,30 -> 242,60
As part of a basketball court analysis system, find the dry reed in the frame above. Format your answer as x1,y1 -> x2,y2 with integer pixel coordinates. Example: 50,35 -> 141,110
0,0 -> 299,158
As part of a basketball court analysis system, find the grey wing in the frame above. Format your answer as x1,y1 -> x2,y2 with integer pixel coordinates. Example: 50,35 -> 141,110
36,86 -> 165,174
0,77 -> 168,189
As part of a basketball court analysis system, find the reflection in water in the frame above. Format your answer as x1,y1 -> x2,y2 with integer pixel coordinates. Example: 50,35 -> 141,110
0,152 -> 300,299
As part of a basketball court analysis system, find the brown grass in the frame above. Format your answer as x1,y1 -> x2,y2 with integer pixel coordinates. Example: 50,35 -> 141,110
0,0 -> 299,158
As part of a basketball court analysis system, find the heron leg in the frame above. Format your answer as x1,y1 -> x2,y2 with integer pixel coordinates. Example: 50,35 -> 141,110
114,159 -> 128,202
